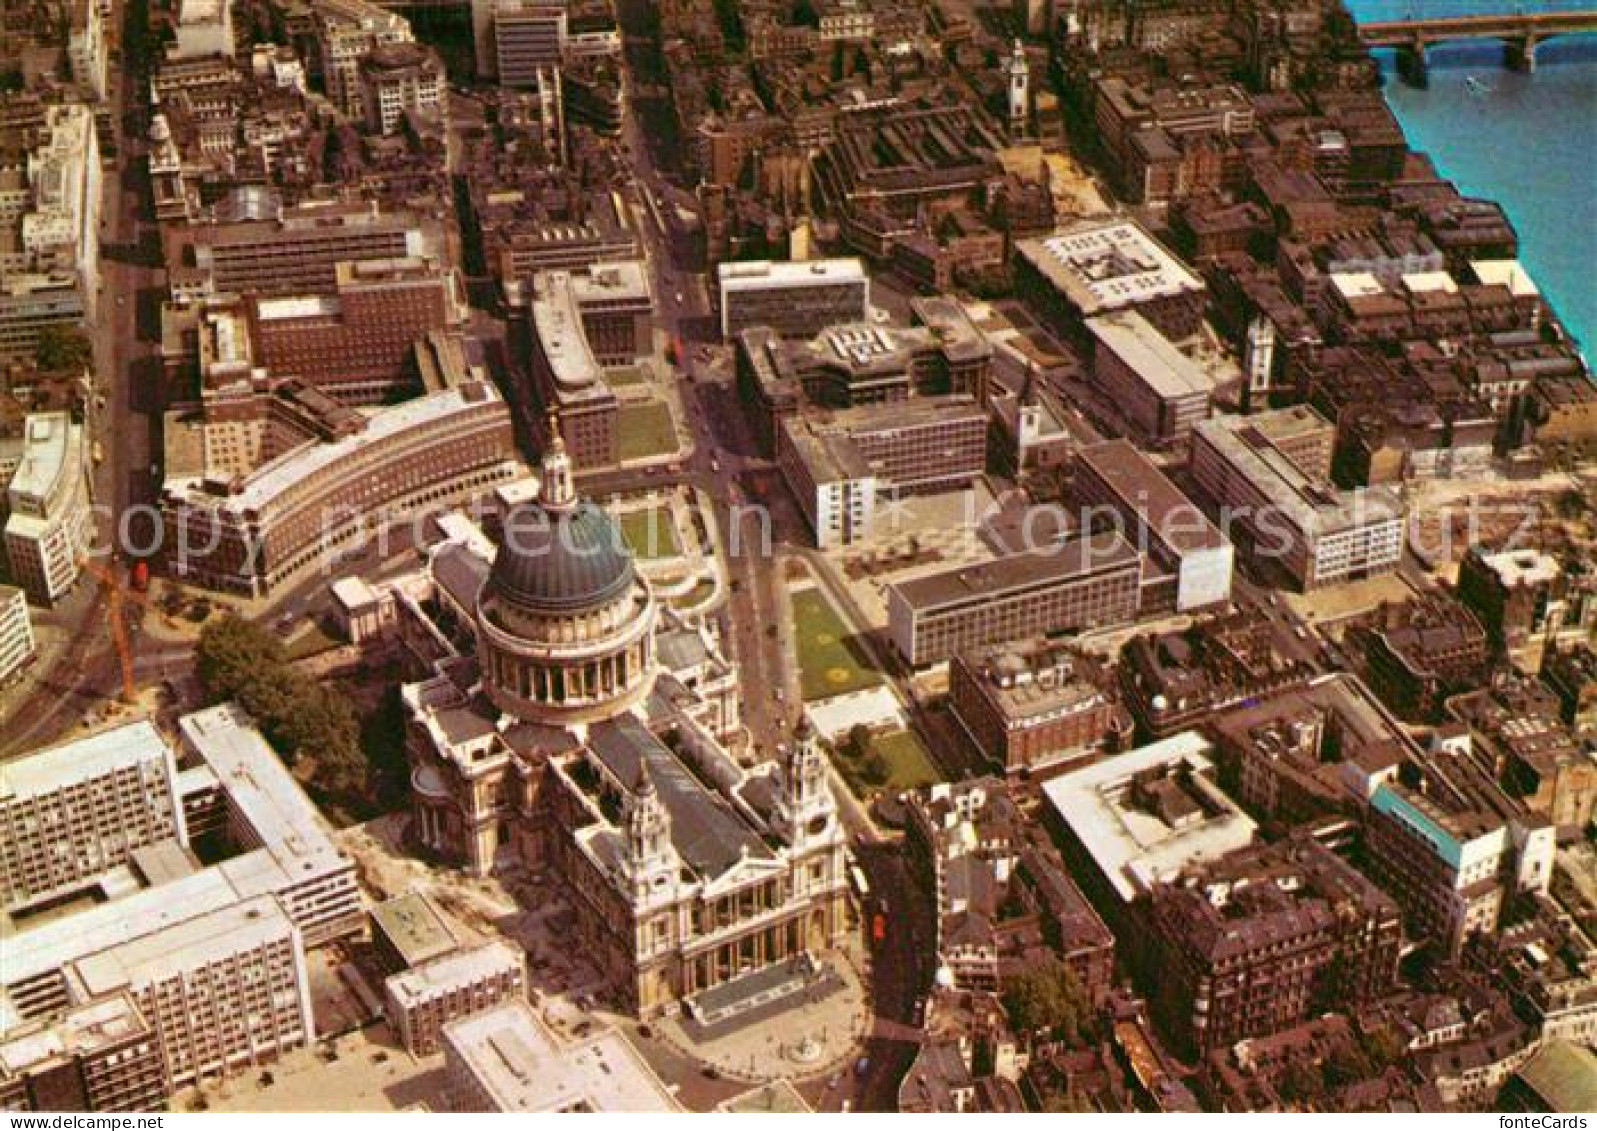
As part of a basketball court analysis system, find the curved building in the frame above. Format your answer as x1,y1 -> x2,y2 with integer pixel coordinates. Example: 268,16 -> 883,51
476,431 -> 657,724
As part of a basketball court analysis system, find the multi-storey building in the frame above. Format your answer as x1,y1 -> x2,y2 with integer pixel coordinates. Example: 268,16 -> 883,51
1189,407 -> 1406,591
526,271 -> 621,469
1084,311 -> 1216,447
481,0 -> 568,87
384,941 -> 526,1056
904,779 -> 1115,999
777,397 -> 987,549
1363,766 -> 1555,957
171,0 -> 234,60
442,1001 -> 680,1111
1073,438 -> 1233,613
717,259 -> 869,341
0,995 -> 168,1112
0,722 -> 185,916
737,309 -> 991,451
1363,594 -> 1490,722
1456,547 -> 1571,658
887,531 -> 1143,667
247,257 -> 460,404
67,0 -> 110,100
358,42 -> 446,135
314,0 -> 416,117
0,582 -> 37,686
948,639 -> 1129,775
160,378 -> 520,597
1014,219 -> 1207,342
165,204 -> 432,299
1143,835 -> 1402,1056
3,413 -> 94,603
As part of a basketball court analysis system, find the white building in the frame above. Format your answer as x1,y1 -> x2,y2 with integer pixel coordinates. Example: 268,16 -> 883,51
171,0 -> 234,60
0,720 -> 184,914
0,583 -> 36,686
1039,731 -> 1257,904
314,0 -> 416,117
443,1001 -> 681,1112
67,0 -> 110,100
1,104 -> 101,338
384,940 -> 526,1055
1189,408 -> 1406,591
3,414 -> 94,604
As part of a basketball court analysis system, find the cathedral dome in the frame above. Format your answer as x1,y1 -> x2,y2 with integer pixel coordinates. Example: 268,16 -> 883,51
487,501 -> 635,615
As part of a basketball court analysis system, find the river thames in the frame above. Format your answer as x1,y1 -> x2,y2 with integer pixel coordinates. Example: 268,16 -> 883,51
1347,0 -> 1597,354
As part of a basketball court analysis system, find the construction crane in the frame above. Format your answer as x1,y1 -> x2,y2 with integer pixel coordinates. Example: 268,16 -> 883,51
78,556 -> 145,704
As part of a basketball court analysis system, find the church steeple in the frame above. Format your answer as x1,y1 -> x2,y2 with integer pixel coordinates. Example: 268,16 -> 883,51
778,717 -> 835,849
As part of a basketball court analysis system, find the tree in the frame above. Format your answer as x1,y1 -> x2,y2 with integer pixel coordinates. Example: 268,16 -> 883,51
1001,956 -> 1095,1046
34,324 -> 92,372
845,723 -> 873,760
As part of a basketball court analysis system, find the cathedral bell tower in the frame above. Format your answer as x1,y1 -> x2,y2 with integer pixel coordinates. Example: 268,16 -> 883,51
623,761 -> 679,902
1007,40 -> 1030,139
777,718 -> 836,851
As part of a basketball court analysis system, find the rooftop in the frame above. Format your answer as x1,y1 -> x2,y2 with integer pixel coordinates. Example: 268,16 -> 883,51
371,890 -> 458,969
1085,311 -> 1215,402
443,1001 -> 680,1112
717,257 -> 866,293
1016,219 -> 1204,317
891,529 -> 1140,614
0,720 -> 172,802
1039,731 -> 1257,902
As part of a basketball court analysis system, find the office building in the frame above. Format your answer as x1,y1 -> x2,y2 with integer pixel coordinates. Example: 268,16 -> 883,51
1038,731 -> 1257,911
482,0 -> 568,87
1144,835 -> 1401,1056
0,995 -> 168,1113
1189,407 -> 1405,591
526,271 -> 621,469
165,203 -> 432,299
1014,219 -> 1207,341
1084,312 -> 1216,447
160,379 -> 519,597
887,531 -> 1143,667
1073,438 -> 1233,612
717,258 -> 869,341
0,721 -> 185,916
66,0 -> 110,100
178,703 -> 365,946
247,257 -> 461,404
314,0 -> 416,117
778,397 -> 987,549
370,890 -> 460,976
3,413 -> 94,603
948,639 -> 1130,775
903,779 -> 1115,999
171,0 -> 234,59
442,1001 -> 680,1112
1363,595 -> 1490,722
385,941 -> 526,1056
1456,547 -> 1570,657
358,42 -> 446,135
0,583 -> 36,686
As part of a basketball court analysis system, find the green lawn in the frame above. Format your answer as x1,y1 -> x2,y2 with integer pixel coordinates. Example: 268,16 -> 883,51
616,401 -> 678,462
618,506 -> 683,559
791,587 -> 882,702
833,727 -> 942,796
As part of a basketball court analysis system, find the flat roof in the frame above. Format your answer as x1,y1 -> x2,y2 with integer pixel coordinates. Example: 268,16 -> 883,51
6,413 -> 79,506
1016,219 -> 1203,317
0,720 -> 173,802
166,381 -> 503,512
69,896 -> 294,999
1039,731 -> 1256,902
717,257 -> 866,293
1086,312 -> 1214,402
178,704 -> 351,884
371,891 -> 458,969
1076,438 -> 1226,559
1193,410 -> 1405,540
386,940 -> 521,1007
443,1001 -> 680,1112
891,529 -> 1140,614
